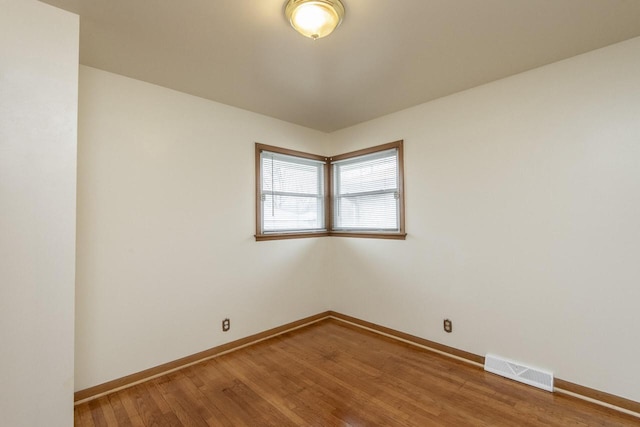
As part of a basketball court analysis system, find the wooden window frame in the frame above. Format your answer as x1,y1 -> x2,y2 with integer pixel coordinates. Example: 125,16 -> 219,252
329,140 -> 406,240
255,141 -> 406,241
255,143 -> 330,241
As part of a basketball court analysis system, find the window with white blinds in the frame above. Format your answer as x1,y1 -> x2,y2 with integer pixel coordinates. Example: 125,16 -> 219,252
256,141 -> 405,240
259,150 -> 326,234
332,148 -> 400,232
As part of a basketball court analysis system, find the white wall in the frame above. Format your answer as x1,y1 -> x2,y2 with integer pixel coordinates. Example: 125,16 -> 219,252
0,1 -> 78,425
75,66 -> 332,390
327,37 -> 640,402
76,34 -> 640,404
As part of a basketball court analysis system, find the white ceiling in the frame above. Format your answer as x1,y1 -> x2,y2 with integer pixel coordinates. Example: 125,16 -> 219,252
40,0 -> 640,132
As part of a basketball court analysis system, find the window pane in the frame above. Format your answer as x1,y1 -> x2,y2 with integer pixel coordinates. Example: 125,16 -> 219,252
260,150 -> 325,234
335,150 -> 397,195
263,194 -> 323,231
332,148 -> 400,232
262,154 -> 322,196
334,193 -> 398,230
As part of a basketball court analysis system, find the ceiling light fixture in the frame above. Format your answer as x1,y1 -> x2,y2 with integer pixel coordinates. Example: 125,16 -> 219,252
285,0 -> 345,40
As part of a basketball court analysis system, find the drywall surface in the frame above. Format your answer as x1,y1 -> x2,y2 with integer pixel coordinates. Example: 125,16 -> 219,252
0,0 -> 79,425
328,37 -> 640,402
76,66 -> 331,390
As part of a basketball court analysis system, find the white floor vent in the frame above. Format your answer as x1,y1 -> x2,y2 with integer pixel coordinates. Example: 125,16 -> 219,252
484,354 -> 554,392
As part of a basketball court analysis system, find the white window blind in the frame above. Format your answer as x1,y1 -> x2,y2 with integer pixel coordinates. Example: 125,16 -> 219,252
260,150 -> 325,233
332,148 -> 400,231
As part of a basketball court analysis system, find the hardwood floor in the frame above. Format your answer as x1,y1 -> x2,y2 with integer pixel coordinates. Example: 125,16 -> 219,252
75,319 -> 639,426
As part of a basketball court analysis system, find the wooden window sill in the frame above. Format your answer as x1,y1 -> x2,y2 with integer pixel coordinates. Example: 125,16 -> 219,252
255,232 -> 330,241
255,232 -> 407,241
329,232 -> 407,240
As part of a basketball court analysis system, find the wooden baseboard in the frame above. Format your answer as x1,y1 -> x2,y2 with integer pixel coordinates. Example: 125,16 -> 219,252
74,309 -> 640,418
74,311 -> 331,404
327,311 -> 484,365
554,379 -> 640,416
328,311 -> 640,418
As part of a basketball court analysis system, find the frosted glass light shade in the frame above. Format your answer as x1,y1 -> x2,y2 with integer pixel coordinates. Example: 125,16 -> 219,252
285,0 -> 345,40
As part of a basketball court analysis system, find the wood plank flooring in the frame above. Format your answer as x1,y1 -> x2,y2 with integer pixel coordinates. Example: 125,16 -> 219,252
75,319 -> 639,426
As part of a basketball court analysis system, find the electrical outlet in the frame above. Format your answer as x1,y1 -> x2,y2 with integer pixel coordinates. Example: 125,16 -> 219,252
443,319 -> 452,333
222,318 -> 230,332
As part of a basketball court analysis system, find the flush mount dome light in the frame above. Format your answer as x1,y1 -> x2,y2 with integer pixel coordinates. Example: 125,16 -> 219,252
285,0 -> 345,40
